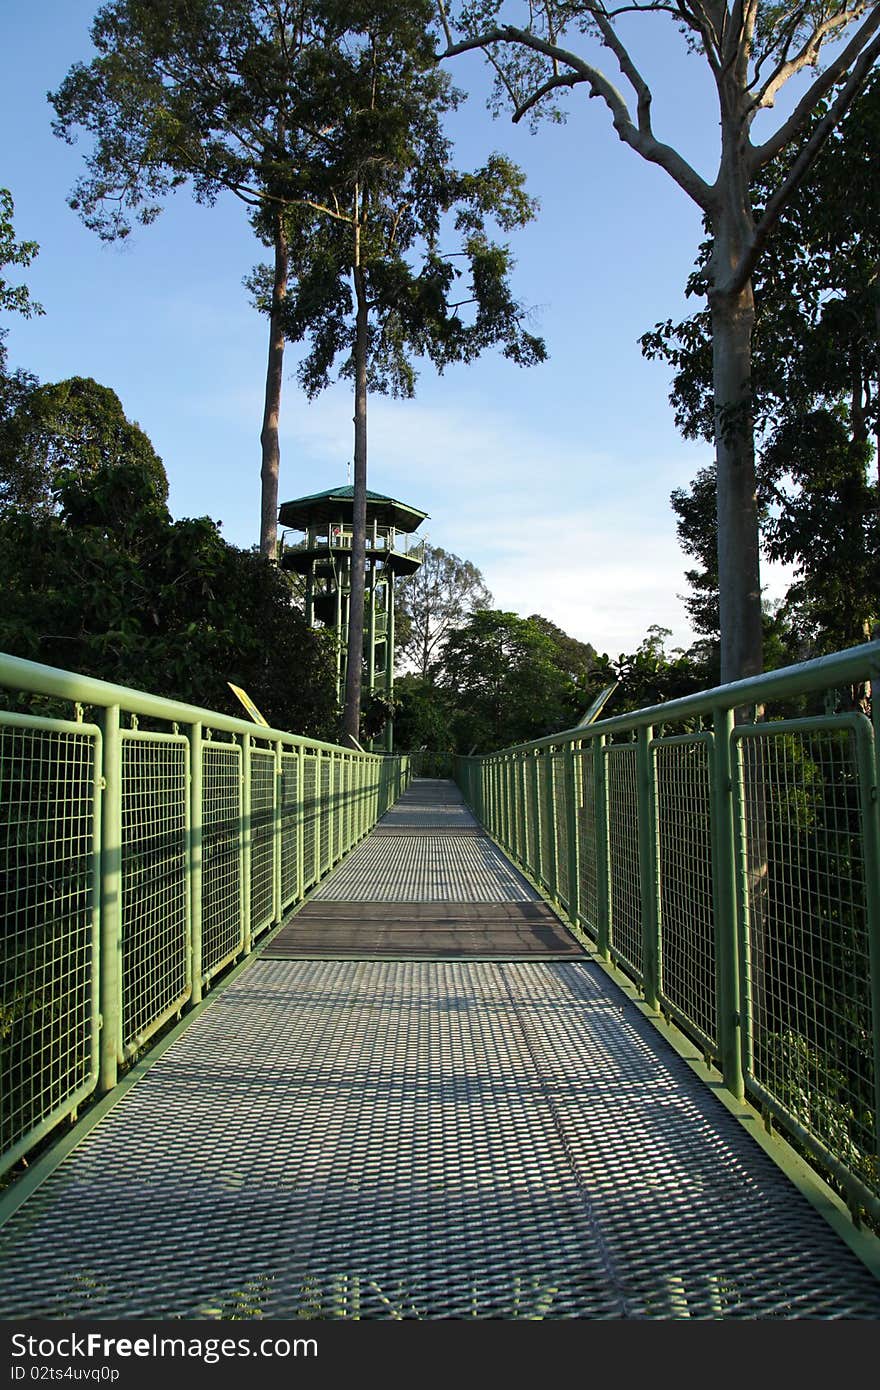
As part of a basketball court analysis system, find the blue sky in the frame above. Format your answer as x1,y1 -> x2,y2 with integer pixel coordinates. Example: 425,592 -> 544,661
2,2 -> 794,659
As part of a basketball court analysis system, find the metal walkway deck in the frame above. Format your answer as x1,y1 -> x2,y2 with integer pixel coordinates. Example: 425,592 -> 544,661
1,780 -> 879,1319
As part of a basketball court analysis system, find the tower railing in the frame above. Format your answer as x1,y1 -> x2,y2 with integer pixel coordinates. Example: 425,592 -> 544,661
0,652 -> 411,1178
455,641 -> 880,1222
280,525 -> 425,567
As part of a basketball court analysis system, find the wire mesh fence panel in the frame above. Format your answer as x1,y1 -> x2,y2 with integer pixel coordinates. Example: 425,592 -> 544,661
320,757 -> 332,875
735,719 -> 878,1200
606,743 -> 643,979
279,753 -> 299,911
0,719 -> 99,1174
577,744 -> 599,939
340,759 -> 351,855
201,742 -> 243,979
521,760 -> 535,875
553,753 -> 570,908
302,756 -> 318,891
250,748 -> 276,940
654,736 -> 717,1053
120,733 -> 189,1051
508,760 -> 521,864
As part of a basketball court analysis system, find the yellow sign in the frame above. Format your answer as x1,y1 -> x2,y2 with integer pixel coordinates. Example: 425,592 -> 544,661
227,682 -> 269,726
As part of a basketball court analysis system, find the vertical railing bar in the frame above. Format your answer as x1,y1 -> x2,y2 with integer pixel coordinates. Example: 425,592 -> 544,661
854,717 -> 880,1166
546,750 -> 560,899
637,725 -> 660,1011
296,743 -> 305,900
531,752 -> 543,886
314,749 -> 323,881
98,704 -> 121,1093
712,707 -> 745,1100
519,754 -> 528,869
188,721 -> 203,1006
241,732 -> 252,955
594,733 -> 611,961
273,739 -> 283,923
566,739 -> 581,924
732,730 -> 754,1076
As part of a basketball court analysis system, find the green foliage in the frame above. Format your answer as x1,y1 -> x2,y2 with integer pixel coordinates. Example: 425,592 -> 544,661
397,543 -> 493,678
0,189 -> 43,330
395,602 -> 716,754
526,614 -> 597,687
0,375 -> 168,518
435,609 -> 582,751
245,12 -> 546,395
393,672 -> 455,751
0,461 -> 337,736
50,0 -> 335,237
644,76 -> 880,659
587,626 -> 703,714
641,74 -> 880,452
762,412 -> 878,651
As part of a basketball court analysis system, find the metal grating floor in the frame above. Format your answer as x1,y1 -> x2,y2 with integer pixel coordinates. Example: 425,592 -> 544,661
1,959 -> 879,1319
2,780 -> 879,1319
265,901 -> 585,959
309,835 -> 537,902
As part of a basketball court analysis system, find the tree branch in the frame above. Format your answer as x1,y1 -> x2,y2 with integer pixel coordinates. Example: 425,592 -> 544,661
750,2 -> 874,114
442,24 -> 713,208
749,6 -> 880,170
512,71 -> 588,122
731,28 -> 880,294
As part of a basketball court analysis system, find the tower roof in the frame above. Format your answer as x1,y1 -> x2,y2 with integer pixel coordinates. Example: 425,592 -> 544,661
278,485 -> 428,533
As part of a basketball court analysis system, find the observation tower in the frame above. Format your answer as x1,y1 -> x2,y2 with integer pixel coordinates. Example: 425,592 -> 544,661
278,484 -> 427,750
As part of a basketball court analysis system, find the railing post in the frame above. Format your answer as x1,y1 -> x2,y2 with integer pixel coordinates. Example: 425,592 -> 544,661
518,755 -> 528,868
594,733 -> 611,961
241,732 -> 252,955
544,750 -> 559,899
188,721 -> 203,1006
565,741 -> 581,924
712,708 -> 745,1100
273,739 -> 283,923
98,704 -> 122,1093
530,752 -> 543,885
637,724 -> 660,1011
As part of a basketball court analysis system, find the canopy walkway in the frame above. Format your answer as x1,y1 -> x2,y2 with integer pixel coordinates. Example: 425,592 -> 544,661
2,647 -> 880,1319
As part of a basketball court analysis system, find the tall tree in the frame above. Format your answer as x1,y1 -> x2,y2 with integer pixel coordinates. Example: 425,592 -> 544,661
397,543 -> 493,677
440,1 -> 880,683
650,75 -> 880,656
50,0 -> 362,557
437,608 -> 577,749
0,375 -> 167,517
255,5 -> 545,744
641,73 -> 880,459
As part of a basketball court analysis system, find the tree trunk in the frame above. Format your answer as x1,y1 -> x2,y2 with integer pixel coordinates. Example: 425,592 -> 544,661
709,175 -> 764,688
258,209 -> 288,559
341,241 -> 368,746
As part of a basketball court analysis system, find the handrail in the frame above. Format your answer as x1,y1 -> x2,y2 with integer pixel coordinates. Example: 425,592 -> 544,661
455,640 -> 880,1224
0,652 -> 411,1178
0,651 -> 378,752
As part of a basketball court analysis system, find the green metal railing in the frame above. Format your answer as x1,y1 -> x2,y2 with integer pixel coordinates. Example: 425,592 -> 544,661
455,640 -> 880,1222
0,652 -> 410,1178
